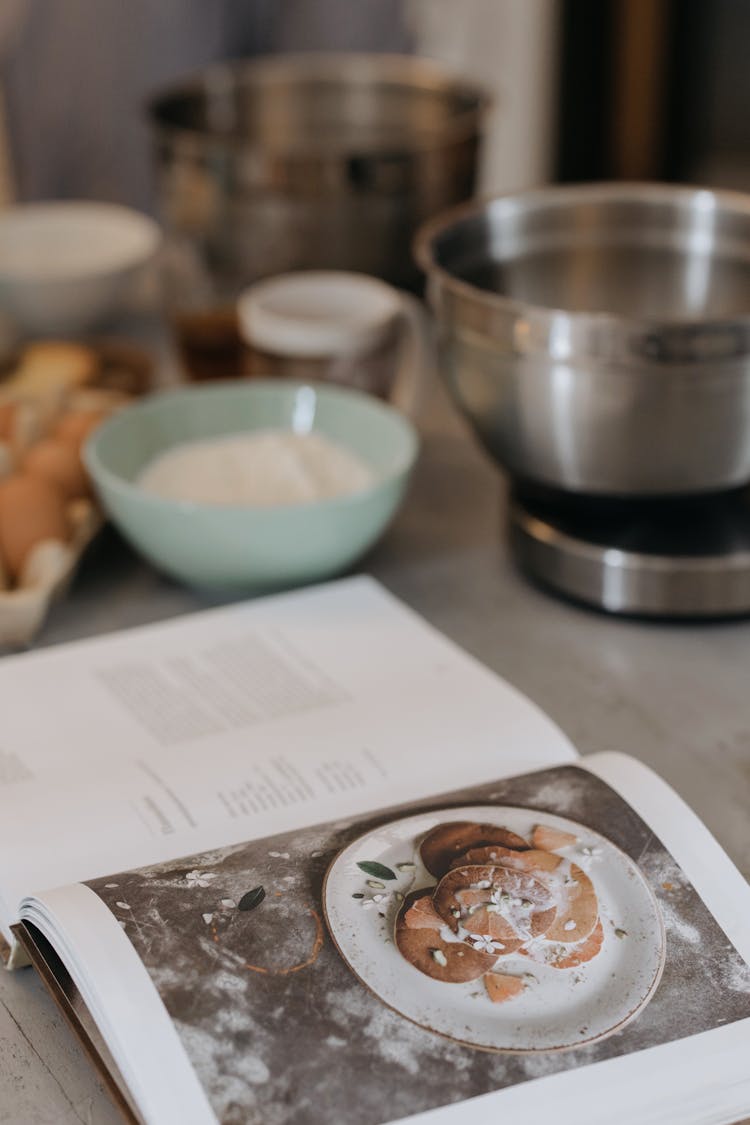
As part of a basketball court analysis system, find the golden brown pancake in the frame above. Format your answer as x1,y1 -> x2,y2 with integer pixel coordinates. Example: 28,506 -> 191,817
457,848 -> 599,945
394,890 -> 499,983
452,846 -> 561,874
547,919 -> 604,969
484,972 -> 525,1003
402,894 -> 443,930
433,864 -> 557,943
542,864 -> 598,943
420,820 -> 529,878
532,824 -> 578,851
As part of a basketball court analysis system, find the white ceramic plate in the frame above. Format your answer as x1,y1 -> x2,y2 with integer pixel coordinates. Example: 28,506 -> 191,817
323,805 -> 666,1052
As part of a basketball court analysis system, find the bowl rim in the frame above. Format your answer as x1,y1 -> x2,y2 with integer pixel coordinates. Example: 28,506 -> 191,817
413,180 -> 750,333
83,378 -> 420,517
0,200 -> 162,283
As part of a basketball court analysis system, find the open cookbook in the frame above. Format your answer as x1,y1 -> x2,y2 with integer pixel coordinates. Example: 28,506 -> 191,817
0,577 -> 748,1125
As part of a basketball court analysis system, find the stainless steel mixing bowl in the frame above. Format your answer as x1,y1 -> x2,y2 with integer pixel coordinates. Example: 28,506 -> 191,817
149,53 -> 487,293
415,182 -> 750,496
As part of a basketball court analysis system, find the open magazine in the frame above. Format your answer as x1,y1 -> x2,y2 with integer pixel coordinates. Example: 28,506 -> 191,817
0,577 -> 748,1125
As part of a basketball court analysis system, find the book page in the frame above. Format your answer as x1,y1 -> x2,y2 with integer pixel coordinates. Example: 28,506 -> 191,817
0,576 -> 576,933
21,758 -> 750,1125
583,751 -> 750,966
18,884 -> 213,1125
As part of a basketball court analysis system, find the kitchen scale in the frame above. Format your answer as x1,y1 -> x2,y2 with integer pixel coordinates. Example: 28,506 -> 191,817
508,483 -> 750,619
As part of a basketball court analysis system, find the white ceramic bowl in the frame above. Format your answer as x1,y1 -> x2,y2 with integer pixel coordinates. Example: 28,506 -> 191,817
0,201 -> 161,335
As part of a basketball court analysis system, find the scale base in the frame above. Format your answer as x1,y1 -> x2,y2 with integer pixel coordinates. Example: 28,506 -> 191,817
509,485 -> 750,619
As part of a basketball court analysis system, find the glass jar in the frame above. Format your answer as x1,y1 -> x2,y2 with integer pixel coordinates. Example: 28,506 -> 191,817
236,271 -> 426,402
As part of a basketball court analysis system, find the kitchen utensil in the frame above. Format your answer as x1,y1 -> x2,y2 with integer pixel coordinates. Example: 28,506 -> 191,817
84,380 -> 418,591
236,271 -> 430,412
149,53 -> 487,297
0,202 -> 160,336
415,182 -> 750,497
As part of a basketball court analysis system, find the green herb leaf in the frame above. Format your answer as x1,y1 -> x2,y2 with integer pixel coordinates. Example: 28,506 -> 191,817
357,861 -> 397,881
238,886 -> 266,912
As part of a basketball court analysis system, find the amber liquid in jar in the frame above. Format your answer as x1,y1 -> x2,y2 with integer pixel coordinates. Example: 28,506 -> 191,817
173,307 -> 247,382
174,305 -> 397,398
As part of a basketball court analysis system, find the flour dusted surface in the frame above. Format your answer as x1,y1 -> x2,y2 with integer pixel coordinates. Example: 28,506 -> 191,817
137,430 -> 375,506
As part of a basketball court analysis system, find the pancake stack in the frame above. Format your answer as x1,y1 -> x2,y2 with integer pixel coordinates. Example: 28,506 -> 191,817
395,820 -> 604,1004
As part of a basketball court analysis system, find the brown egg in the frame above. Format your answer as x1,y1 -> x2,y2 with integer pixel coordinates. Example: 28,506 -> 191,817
0,442 -> 13,480
0,397 -> 43,460
0,401 -> 14,443
0,473 -> 70,579
22,437 -> 89,501
54,409 -> 106,449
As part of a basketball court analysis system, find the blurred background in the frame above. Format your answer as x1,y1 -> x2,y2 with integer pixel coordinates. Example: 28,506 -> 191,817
0,0 -> 746,210
0,0 -> 551,209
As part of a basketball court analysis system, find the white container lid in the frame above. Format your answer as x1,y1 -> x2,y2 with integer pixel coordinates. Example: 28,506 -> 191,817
237,271 -> 401,359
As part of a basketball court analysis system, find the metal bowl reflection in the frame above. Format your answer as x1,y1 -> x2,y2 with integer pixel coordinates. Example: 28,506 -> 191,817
416,182 -> 750,496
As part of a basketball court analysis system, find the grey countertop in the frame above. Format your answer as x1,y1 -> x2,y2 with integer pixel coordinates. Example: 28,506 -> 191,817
1,380 -> 749,1124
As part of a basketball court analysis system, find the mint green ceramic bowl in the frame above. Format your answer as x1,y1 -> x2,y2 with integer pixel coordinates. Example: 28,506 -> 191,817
84,380 -> 418,590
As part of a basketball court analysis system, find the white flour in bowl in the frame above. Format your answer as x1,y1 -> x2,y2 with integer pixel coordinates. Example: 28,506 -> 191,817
137,429 -> 375,506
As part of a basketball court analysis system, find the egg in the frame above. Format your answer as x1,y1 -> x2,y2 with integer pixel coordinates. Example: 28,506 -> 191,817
22,437 -> 89,501
15,400 -> 44,454
0,397 -> 43,460
53,408 -> 106,449
9,341 -> 98,396
0,401 -> 15,443
0,473 -> 70,580
0,442 -> 12,481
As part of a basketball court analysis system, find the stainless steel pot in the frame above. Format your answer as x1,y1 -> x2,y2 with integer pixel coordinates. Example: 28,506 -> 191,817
415,182 -> 750,496
148,53 -> 487,293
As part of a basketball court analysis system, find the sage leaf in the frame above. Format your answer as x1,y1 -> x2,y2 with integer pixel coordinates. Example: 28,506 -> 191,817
357,861 -> 396,881
238,886 -> 266,912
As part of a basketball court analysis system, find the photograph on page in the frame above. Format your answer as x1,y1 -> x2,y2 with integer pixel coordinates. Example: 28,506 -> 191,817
85,763 -> 750,1125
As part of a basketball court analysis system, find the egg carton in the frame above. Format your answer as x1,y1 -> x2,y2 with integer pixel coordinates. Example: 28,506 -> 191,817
0,499 -> 102,648
0,384 -> 130,648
